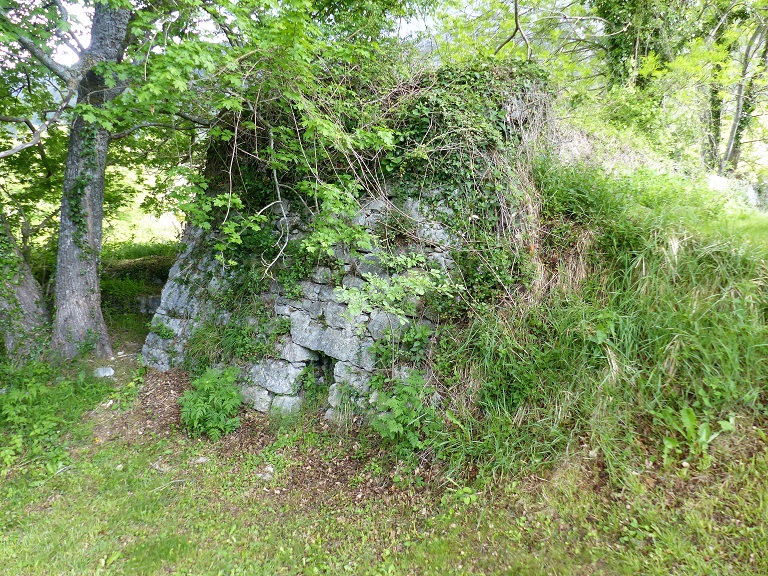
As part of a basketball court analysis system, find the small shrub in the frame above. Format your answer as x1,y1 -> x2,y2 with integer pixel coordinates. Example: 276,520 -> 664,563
370,370 -> 442,457
179,368 -> 242,440
371,324 -> 434,368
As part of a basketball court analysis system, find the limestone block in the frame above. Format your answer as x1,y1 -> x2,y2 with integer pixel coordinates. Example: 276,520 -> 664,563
290,310 -> 374,369
402,198 -> 422,220
271,395 -> 303,415
159,280 -> 193,316
324,302 -> 357,331
368,310 -> 405,340
279,339 -> 320,364
299,298 -> 325,320
246,359 -> 304,395
94,367 -> 115,379
342,275 -> 366,289
274,303 -> 294,316
141,341 -> 172,371
333,361 -> 371,394
311,266 -> 333,285
137,295 -> 162,314
242,386 -> 272,412
299,281 -> 336,303
327,383 -> 343,408
417,222 -> 452,246
356,254 -> 385,277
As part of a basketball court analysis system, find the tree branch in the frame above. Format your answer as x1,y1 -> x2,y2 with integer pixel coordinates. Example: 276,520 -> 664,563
175,111 -> 213,126
0,7 -> 75,85
494,0 -> 532,59
52,0 -> 86,54
109,121 -> 197,140
0,90 -> 75,159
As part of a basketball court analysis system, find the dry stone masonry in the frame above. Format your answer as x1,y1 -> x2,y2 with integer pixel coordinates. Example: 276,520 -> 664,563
142,194 -> 453,418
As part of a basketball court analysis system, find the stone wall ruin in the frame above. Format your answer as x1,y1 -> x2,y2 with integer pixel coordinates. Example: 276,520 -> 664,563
141,194 -> 453,419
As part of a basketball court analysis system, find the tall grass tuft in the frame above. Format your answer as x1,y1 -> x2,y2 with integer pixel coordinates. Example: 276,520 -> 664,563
428,159 -> 768,482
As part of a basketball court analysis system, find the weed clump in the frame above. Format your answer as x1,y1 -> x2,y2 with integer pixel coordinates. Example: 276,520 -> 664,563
179,368 -> 242,441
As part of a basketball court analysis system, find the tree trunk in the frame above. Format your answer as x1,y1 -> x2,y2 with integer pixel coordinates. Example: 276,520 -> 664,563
723,38 -> 768,172
0,210 -> 49,359
703,72 -> 723,170
719,26 -> 768,173
51,4 -> 130,359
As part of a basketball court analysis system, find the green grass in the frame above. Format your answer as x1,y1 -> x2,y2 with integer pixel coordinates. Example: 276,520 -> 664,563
101,240 -> 179,262
1,393 -> 767,574
401,159 -> 768,484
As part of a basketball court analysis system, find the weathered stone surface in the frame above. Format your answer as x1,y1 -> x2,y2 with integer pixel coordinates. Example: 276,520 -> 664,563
143,191 -> 457,420
279,339 -> 319,364
137,295 -> 162,314
271,395 -> 303,415
324,302 -> 368,331
299,281 -> 337,303
274,303 -> 295,316
418,222 -> 452,246
311,266 -> 333,285
356,254 -> 385,277
327,383 -> 343,408
94,366 -> 115,378
342,274 -> 366,289
242,386 -> 272,412
291,311 -> 372,368
367,309 -> 404,340
334,361 -> 372,394
246,359 -> 304,395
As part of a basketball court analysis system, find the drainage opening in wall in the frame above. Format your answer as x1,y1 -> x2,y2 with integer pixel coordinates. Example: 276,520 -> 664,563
301,351 -> 335,410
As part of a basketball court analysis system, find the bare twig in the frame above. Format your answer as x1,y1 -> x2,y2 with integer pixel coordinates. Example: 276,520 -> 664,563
263,125 -> 290,276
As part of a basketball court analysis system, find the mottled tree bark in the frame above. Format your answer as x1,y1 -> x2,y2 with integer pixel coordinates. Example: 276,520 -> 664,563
0,210 -> 49,359
51,3 -> 130,358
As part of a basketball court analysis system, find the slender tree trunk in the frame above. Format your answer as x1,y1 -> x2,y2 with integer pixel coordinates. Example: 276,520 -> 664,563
720,27 -> 768,173
51,4 -> 130,359
704,69 -> 723,170
0,210 -> 49,359
723,38 -> 768,172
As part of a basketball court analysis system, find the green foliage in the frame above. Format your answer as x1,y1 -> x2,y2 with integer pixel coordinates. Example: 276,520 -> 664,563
101,277 -> 155,312
370,370 -> 442,457
184,317 -> 288,376
424,159 -> 768,480
384,59 -> 547,185
101,241 -> 179,262
371,323 -> 434,368
276,240 -> 333,299
149,321 -> 175,340
451,240 -> 531,311
179,368 -> 242,441
0,362 -> 112,476
184,275 -> 292,375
